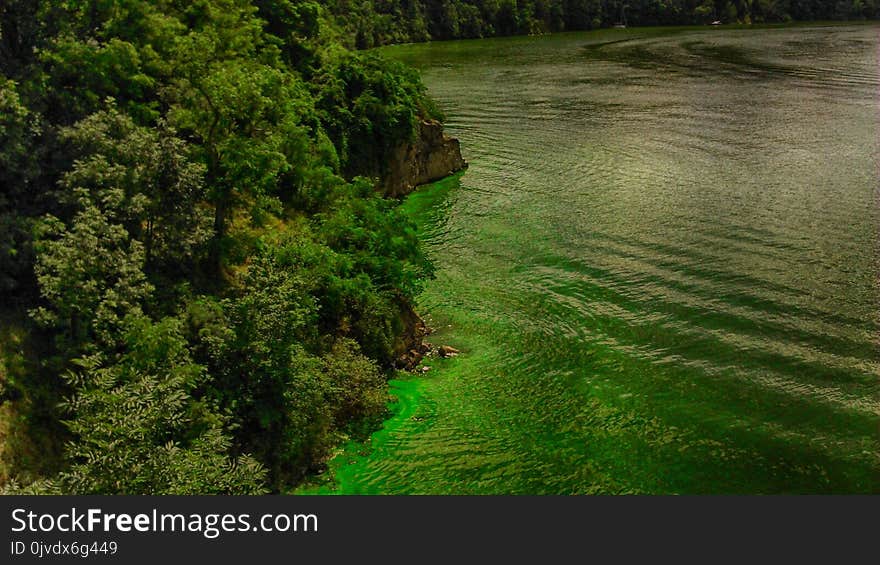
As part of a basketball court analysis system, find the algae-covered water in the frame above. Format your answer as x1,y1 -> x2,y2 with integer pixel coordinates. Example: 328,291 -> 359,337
325,24 -> 880,494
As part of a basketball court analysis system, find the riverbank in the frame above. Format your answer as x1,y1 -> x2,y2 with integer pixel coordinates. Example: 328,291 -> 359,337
297,173 -> 465,494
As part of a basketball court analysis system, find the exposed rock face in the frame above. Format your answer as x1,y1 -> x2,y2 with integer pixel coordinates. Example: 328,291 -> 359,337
393,300 -> 429,371
382,119 -> 467,197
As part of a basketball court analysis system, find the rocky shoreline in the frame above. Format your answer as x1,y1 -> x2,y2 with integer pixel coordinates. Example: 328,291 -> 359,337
390,256 -> 462,373
385,119 -> 466,371
394,316 -> 460,373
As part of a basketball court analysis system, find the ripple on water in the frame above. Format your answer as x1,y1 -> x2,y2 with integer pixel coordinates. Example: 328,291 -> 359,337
340,25 -> 880,494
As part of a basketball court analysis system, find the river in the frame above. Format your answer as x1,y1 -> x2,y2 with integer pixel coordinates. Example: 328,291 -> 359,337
328,24 -> 880,494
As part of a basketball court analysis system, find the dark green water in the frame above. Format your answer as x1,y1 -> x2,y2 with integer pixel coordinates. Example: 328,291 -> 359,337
332,25 -> 880,493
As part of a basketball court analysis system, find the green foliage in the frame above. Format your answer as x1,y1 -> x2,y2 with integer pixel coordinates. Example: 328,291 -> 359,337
4,0 -> 439,495
59,105 -> 212,278
253,0 -> 342,74
167,60 -> 316,245
314,52 -> 440,179
57,315 -> 267,494
311,178 -> 433,362
0,79 -> 40,293
39,36 -> 158,125
31,202 -> 153,354
322,338 -> 387,435
0,79 -> 37,192
202,252 -> 325,485
318,179 -> 431,301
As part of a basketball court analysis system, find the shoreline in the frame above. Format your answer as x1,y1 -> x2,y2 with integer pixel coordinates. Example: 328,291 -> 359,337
299,173 -> 466,494
375,20 -> 880,53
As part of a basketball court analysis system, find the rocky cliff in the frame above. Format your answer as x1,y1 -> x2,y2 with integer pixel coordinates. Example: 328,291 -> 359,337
382,119 -> 467,197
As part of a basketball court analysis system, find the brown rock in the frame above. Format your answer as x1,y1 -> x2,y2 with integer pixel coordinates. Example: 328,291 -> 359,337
392,301 -> 428,370
438,345 -> 460,358
382,119 -> 468,197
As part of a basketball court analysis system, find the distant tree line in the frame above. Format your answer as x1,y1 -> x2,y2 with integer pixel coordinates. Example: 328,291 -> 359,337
327,0 -> 879,48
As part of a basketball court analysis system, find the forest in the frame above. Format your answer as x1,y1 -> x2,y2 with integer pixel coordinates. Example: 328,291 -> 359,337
329,0 -> 879,47
1,0 -> 439,494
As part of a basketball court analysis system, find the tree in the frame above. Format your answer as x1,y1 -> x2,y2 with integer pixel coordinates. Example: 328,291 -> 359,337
59,105 -> 212,281
313,52 -> 437,182
198,252 -> 329,488
0,78 -> 40,293
167,56 -> 317,271
32,199 -> 153,356
58,315 -> 266,495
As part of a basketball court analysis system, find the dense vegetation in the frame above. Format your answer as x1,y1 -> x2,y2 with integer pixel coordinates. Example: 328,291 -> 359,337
330,0 -> 879,47
0,0 -> 439,494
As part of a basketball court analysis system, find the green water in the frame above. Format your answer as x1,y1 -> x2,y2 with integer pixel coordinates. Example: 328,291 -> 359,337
334,25 -> 880,494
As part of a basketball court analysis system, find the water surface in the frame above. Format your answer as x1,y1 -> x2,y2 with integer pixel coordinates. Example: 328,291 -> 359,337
335,24 -> 880,494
